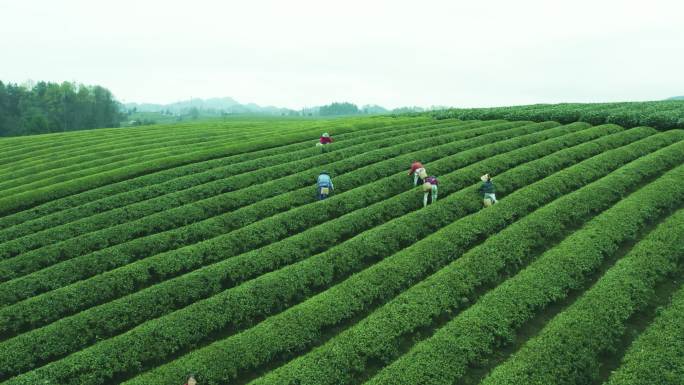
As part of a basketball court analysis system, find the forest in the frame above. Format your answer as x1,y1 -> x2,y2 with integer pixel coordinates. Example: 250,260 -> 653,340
0,81 -> 122,137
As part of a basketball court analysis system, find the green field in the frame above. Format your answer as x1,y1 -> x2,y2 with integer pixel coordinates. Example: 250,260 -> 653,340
0,113 -> 683,385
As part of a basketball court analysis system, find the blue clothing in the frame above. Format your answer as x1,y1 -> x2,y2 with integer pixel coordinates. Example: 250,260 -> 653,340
317,174 -> 333,200
317,174 -> 333,189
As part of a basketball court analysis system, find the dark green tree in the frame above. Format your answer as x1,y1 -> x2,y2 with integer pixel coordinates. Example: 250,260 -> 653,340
0,80 -> 124,136
319,102 -> 360,116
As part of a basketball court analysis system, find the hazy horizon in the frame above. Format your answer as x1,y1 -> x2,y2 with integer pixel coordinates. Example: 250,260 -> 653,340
2,0 -> 683,109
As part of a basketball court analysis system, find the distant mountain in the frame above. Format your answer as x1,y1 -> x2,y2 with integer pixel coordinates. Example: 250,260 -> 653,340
668,96 -> 684,100
124,97 -> 437,118
124,97 -> 293,116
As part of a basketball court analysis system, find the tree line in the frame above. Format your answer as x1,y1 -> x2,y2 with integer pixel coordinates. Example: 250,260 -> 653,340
315,102 -> 432,116
0,81 -> 123,137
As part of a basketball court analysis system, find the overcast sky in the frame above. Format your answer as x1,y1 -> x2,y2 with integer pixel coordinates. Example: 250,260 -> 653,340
1,0 -> 683,109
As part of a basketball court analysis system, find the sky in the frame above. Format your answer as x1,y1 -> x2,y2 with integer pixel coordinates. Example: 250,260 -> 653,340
1,0 -> 683,109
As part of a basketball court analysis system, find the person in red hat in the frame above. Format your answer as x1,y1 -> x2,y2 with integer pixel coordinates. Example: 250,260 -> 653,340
408,160 -> 427,186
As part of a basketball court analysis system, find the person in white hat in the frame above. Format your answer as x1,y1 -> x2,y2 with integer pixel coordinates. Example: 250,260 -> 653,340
184,374 -> 197,385
478,174 -> 497,207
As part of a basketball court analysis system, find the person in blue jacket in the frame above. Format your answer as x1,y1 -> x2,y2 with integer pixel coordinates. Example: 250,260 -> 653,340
317,171 -> 334,200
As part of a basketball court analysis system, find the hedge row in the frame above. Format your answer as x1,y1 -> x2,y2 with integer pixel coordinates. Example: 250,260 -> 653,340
430,100 -> 684,130
0,117 -> 429,231
0,116 -> 354,158
0,120 -> 264,166
0,121 -> 355,197
365,161 -> 684,385
0,119 -> 449,244
0,121 -> 300,186
0,128 -> 227,176
0,134 -> 317,229
0,120 -> 464,257
0,124 -> 395,241
0,117 -> 425,191
606,282 -> 684,385
1,125 -> 653,384
0,121 -> 499,284
0,116 -> 420,215
3,117 -> 304,162
0,116 -> 274,154
2,122 -> 605,376
0,122 -> 572,360
246,134 -> 684,385
0,125 -> 164,159
480,208 -> 684,385
0,117 -> 399,170
0,122 -> 586,331
0,121 -> 539,302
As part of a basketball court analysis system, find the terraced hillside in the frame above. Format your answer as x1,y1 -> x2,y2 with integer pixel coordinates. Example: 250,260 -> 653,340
0,116 -> 682,385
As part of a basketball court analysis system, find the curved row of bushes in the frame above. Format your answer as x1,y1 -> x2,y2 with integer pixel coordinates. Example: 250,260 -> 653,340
0,119 -> 450,244
0,118 -> 273,155
0,117 -> 409,171
0,121 -> 540,302
431,101 -> 684,130
0,120 -> 508,283
0,120 -> 365,197
364,160 -> 684,385
0,126 -> 616,378
479,208 -> 684,385
0,120 -> 466,257
244,134 -> 684,385
0,120 -> 254,166
0,118 -> 430,231
0,120 -> 312,185
1,125 -> 654,384
0,117 -> 419,215
605,281 -> 684,385
0,122 -> 590,328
